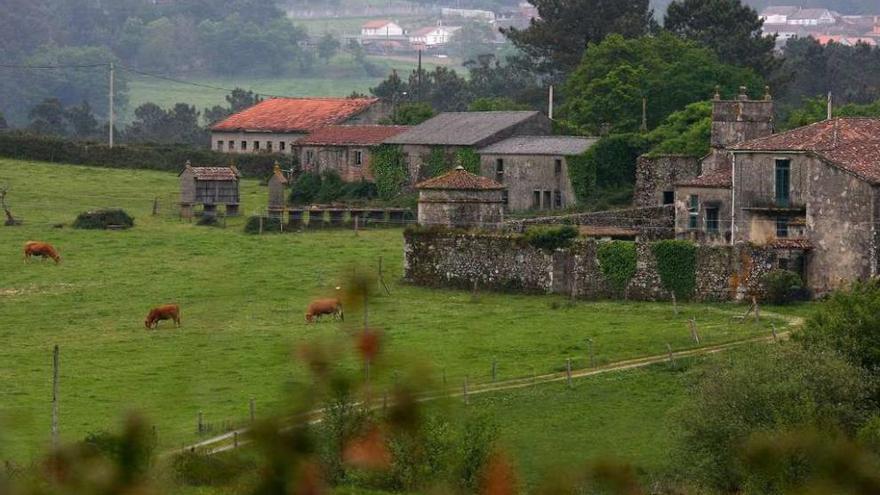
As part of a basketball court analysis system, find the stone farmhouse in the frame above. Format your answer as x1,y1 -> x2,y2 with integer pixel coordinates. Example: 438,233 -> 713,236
477,136 -> 597,212
295,125 -> 410,182
383,111 -> 552,184
416,166 -> 505,230
210,97 -> 390,155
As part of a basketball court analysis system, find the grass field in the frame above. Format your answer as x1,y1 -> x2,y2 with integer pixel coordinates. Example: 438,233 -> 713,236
0,158 -> 799,463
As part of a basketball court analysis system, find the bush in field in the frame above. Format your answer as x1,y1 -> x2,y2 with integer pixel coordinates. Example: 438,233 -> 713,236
762,269 -> 804,304
243,215 -> 283,234
524,225 -> 579,251
72,208 -> 134,229
290,171 -> 323,204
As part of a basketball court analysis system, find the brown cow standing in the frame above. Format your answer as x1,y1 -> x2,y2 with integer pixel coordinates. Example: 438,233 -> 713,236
23,241 -> 61,264
305,298 -> 343,324
145,304 -> 181,329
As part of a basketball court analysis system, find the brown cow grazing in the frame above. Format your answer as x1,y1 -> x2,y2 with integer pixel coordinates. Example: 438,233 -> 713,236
145,304 -> 181,329
305,298 -> 343,324
24,241 -> 62,264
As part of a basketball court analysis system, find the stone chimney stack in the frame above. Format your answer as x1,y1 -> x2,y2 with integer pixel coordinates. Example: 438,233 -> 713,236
710,86 -> 775,150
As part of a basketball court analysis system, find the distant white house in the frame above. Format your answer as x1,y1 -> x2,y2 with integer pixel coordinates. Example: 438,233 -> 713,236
760,6 -> 800,24
787,8 -> 837,26
441,7 -> 496,22
361,20 -> 404,37
409,25 -> 462,47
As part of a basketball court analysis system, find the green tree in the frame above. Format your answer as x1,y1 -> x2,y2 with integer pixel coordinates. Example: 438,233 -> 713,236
501,0 -> 657,78
677,343 -> 873,493
561,32 -> 763,134
783,95 -> 880,130
645,101 -> 712,156
385,103 -> 435,125
317,33 -> 340,63
65,100 -> 100,139
567,133 -> 649,204
28,98 -> 68,136
664,0 -> 777,76
797,280 -> 880,374
468,97 -> 530,112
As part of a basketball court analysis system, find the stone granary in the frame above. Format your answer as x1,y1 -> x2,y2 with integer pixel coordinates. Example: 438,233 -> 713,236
267,163 -> 288,216
416,166 -> 506,230
210,97 -> 390,155
295,125 -> 410,182
179,162 -> 241,218
383,111 -> 552,184
476,135 -> 597,212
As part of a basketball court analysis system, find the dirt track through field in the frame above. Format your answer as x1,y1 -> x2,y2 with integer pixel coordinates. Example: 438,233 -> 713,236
175,312 -> 803,456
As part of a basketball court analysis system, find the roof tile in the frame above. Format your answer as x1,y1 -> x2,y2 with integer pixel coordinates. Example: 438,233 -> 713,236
416,167 -> 504,190
296,125 -> 410,146
211,97 -> 380,133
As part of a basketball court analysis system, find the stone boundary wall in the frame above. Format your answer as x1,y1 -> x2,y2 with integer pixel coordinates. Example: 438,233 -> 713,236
504,205 -> 675,239
404,230 -> 772,302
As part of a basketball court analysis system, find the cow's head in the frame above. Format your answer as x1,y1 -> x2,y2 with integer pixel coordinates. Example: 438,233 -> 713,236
144,318 -> 153,329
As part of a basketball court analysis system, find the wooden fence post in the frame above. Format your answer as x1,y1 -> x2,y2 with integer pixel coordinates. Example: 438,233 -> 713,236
197,411 -> 204,434
52,345 -> 59,449
689,318 -> 700,344
152,197 -> 159,216
354,215 -> 359,236
753,297 -> 761,323
566,358 -> 573,389
463,376 -> 469,405
671,292 -> 678,315
666,344 -> 676,368
258,215 -> 263,235
588,338 -> 595,368
233,431 -> 239,448
249,398 -> 255,423
771,324 -> 778,342
491,360 -> 497,382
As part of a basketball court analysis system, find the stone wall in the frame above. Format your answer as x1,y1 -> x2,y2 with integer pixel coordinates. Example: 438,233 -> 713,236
404,229 -> 772,301
505,205 -> 675,239
634,155 -> 700,208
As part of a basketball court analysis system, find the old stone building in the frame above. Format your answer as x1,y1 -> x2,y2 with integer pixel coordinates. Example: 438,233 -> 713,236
179,162 -> 241,218
476,135 -> 596,212
384,111 -> 552,183
295,125 -> 410,181
210,97 -> 390,155
633,155 -> 701,208
416,166 -> 505,229
728,118 -> 880,294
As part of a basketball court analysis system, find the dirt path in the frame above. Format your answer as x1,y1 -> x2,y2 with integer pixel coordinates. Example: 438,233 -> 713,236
171,311 -> 802,456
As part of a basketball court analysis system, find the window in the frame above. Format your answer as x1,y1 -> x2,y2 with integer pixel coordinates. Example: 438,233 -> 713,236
495,158 -> 504,182
501,190 -> 509,207
306,150 -> 315,164
354,150 -> 363,166
663,191 -> 675,205
706,207 -> 719,233
532,191 -> 541,209
241,141 -> 247,150
228,140 -> 235,150
280,141 -> 286,151
554,159 -> 562,176
776,217 -> 789,238
253,141 -> 260,151
554,190 -> 562,209
217,140 -> 224,150
266,141 -> 273,152
688,195 -> 699,230
543,190 -> 551,210
775,159 -> 791,207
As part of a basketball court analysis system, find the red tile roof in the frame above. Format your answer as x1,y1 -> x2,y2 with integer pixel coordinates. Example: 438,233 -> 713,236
676,165 -> 733,188
363,19 -> 394,29
732,118 -> 880,184
296,125 -> 410,146
211,97 -> 380,133
416,167 -> 505,190
188,166 -> 240,181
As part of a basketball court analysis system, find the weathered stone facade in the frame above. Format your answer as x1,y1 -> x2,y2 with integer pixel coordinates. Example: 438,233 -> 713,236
404,229 -> 773,301
674,185 -> 732,245
478,153 -> 577,212
506,205 -> 675,240
299,144 -> 374,182
416,167 -> 506,229
633,155 -> 700,208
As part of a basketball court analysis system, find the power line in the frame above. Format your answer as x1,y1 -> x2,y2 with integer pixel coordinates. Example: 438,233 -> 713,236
0,63 -> 109,70
117,65 -> 294,99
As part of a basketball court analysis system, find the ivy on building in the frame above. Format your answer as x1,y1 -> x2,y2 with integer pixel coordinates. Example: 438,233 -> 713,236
597,241 -> 637,294
455,148 -> 481,174
371,145 -> 408,201
652,240 -> 697,299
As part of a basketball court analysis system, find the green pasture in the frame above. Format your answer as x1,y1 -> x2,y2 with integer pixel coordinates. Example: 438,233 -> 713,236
0,158 -> 796,461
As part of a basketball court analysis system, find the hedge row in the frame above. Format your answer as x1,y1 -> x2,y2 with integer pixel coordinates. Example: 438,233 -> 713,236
0,132 -> 293,179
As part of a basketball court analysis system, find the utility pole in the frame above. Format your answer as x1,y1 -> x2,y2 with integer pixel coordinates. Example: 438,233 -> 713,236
827,91 -> 833,120
52,345 -> 59,449
548,85 -> 554,120
417,50 -> 422,102
109,62 -> 115,148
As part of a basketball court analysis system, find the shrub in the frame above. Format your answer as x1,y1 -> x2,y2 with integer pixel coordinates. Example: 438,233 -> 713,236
290,171 -> 323,204
72,209 -> 134,230
524,225 -> 579,251
652,240 -> 696,299
372,145 -> 408,201
597,241 -> 637,293
243,215 -> 283,234
196,215 -> 221,227
171,450 -> 252,486
762,269 -> 804,304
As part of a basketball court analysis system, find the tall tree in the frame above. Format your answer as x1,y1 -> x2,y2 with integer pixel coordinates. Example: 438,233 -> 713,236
65,101 -> 99,139
317,33 -> 341,63
501,0 -> 657,78
561,32 -> 763,134
664,0 -> 778,76
28,98 -> 68,136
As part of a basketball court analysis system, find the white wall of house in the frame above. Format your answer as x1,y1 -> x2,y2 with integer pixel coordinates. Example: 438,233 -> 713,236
210,132 -> 304,155
361,22 -> 404,37
410,27 -> 460,46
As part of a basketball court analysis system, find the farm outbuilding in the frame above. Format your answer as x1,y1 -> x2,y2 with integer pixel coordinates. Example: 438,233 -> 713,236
267,163 -> 289,216
179,162 -> 241,218
416,166 -> 506,230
